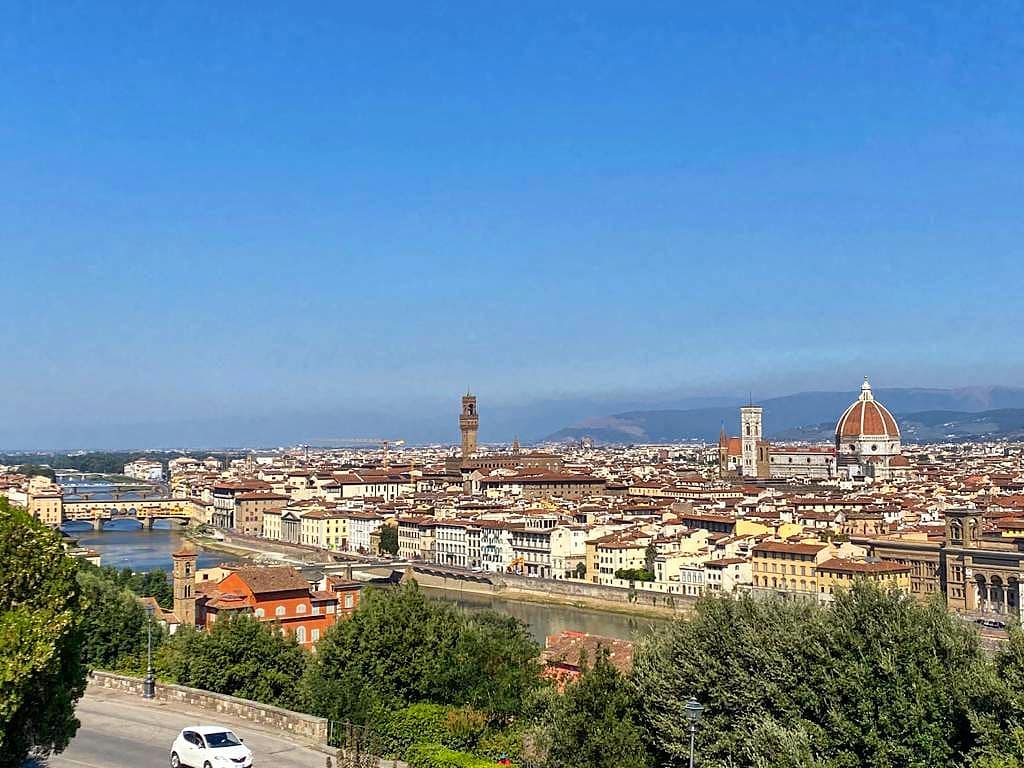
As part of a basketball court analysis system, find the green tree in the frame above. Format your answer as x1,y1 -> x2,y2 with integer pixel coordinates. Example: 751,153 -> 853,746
77,568 -> 156,673
15,464 -> 56,480
541,646 -> 653,768
159,614 -> 308,709
80,562 -> 173,612
573,562 -> 586,579
615,568 -> 653,582
443,610 -> 542,722
633,583 -> 997,768
644,541 -> 657,573
0,498 -> 88,768
969,627 -> 1024,766
379,525 -> 399,556
127,569 -> 174,609
303,582 -> 541,725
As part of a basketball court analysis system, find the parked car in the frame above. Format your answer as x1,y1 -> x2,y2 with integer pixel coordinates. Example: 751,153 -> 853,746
170,725 -> 253,768
975,618 -> 1007,630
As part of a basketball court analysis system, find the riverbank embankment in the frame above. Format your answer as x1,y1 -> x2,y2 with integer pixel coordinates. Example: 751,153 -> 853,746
186,531 -> 691,620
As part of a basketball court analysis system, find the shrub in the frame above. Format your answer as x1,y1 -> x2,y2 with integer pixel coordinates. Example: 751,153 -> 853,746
404,742 -> 498,768
375,703 -> 490,758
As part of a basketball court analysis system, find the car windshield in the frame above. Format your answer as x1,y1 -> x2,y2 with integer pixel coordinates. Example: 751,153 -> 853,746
204,731 -> 242,748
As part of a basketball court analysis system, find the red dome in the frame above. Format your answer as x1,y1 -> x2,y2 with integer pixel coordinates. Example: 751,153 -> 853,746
835,378 -> 900,439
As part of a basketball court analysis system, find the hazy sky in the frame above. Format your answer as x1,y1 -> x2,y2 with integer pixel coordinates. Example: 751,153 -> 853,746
2,3 -> 1023,448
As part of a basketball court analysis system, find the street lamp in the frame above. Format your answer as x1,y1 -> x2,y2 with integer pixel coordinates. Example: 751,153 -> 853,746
684,697 -> 704,768
143,604 -> 155,699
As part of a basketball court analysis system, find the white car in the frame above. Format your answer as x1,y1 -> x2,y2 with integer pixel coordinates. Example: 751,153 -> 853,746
170,725 -> 253,768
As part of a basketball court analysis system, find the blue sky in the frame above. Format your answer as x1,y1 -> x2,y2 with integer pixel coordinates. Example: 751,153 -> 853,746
1,2 -> 1022,448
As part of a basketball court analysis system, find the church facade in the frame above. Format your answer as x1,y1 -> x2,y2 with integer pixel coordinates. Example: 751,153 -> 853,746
719,378 -> 901,481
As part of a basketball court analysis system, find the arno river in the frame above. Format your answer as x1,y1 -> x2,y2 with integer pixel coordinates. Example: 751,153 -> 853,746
62,520 -> 666,643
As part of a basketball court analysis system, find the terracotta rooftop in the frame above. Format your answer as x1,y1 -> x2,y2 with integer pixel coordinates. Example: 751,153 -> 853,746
542,631 -> 634,674
817,558 -> 911,574
752,541 -> 828,556
231,565 -> 311,594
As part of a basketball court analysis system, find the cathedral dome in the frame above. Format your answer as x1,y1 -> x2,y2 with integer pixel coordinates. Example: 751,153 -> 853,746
835,378 -> 900,439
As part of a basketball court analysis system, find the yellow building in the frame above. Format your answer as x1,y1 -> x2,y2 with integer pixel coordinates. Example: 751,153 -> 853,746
591,532 -> 652,585
752,540 -> 911,600
751,541 -> 830,596
28,488 -> 63,527
300,510 -> 348,550
815,558 -> 911,598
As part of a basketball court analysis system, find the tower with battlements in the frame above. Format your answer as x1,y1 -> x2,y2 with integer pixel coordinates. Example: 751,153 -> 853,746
460,393 -> 479,458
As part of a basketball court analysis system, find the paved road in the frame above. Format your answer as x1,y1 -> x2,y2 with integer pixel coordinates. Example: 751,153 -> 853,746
34,689 -> 330,768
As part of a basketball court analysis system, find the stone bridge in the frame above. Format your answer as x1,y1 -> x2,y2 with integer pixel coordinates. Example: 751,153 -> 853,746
63,498 -> 200,530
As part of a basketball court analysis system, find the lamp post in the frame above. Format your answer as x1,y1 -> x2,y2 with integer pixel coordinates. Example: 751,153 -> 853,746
143,604 -> 155,699
684,697 -> 703,768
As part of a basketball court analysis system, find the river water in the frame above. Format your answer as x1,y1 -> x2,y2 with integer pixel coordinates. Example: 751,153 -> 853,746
61,520 -> 241,572
61,522 -> 665,642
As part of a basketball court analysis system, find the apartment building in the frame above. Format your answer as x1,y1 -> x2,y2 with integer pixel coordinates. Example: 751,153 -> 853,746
124,459 -> 164,482
346,511 -> 385,554
435,520 -> 470,567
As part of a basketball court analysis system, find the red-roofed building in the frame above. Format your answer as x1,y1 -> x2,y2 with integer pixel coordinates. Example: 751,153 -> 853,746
198,565 -> 361,647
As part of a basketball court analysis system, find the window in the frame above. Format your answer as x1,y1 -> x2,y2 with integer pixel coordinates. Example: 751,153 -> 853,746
295,626 -> 307,644
296,603 -> 306,614
312,604 -> 321,616
254,608 -> 265,618
311,628 -> 320,642
275,605 -> 286,617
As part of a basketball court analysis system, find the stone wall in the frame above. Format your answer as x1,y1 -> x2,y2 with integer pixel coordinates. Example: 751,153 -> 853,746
500,571 -> 695,610
88,671 -> 329,743
413,568 -> 694,611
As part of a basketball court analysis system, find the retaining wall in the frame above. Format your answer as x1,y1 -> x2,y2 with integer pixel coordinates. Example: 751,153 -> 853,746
414,568 -> 695,611
88,671 -> 329,744
500,572 -> 694,609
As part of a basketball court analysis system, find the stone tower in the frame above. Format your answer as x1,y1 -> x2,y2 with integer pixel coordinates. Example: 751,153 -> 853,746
171,545 -> 197,627
460,393 -> 479,458
740,405 -> 763,478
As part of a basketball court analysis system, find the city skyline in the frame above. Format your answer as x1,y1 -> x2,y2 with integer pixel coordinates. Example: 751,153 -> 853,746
3,3 -> 1023,447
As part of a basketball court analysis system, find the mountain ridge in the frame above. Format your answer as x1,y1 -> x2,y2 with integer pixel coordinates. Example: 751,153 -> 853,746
546,386 -> 1024,444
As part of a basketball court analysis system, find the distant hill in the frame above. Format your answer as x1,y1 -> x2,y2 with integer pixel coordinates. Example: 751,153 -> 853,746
774,408 -> 1024,443
546,387 -> 1024,444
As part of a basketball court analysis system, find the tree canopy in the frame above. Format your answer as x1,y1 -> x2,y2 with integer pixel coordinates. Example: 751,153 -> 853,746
633,582 -> 1003,768
159,614 -> 308,710
77,568 -> 157,674
303,581 -> 541,725
379,524 -> 399,556
539,646 -> 653,768
0,498 -> 88,768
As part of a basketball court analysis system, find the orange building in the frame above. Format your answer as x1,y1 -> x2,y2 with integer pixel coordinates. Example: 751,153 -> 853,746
198,565 -> 361,647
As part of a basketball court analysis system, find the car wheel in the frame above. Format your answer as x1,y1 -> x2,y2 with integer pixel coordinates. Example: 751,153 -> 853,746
170,752 -> 181,768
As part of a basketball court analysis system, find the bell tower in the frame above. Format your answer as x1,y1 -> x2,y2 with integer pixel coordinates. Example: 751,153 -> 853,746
460,393 -> 479,458
946,508 -> 982,548
740,405 -> 763,478
171,545 -> 197,627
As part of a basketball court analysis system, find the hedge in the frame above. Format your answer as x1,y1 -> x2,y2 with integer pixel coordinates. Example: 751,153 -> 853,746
376,703 -> 490,758
405,742 -> 500,768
